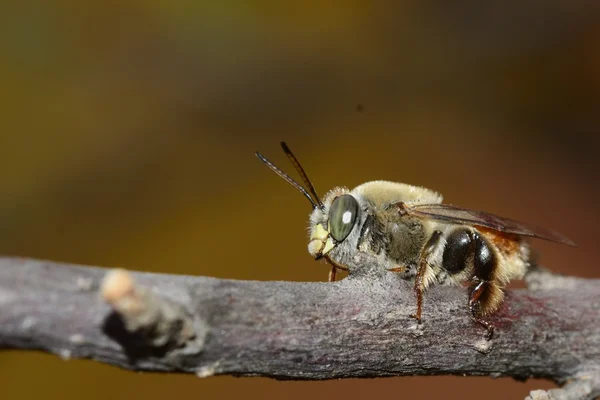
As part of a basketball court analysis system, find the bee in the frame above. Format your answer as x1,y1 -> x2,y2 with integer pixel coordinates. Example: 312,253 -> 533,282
256,142 -> 575,339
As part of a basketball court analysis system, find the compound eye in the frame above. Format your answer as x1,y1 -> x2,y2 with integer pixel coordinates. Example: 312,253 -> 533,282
329,194 -> 359,242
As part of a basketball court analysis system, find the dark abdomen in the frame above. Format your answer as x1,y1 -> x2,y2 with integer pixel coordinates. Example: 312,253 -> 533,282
442,228 -> 496,281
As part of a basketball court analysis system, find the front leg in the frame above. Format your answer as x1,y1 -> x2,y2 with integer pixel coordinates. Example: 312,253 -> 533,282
411,230 -> 443,323
327,264 -> 337,282
324,256 -> 348,282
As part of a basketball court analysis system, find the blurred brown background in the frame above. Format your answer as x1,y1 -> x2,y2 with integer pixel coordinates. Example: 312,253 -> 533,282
1,1 -> 599,399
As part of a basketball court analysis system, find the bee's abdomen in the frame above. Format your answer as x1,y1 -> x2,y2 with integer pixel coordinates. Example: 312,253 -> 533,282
442,228 -> 496,281
442,229 -> 472,274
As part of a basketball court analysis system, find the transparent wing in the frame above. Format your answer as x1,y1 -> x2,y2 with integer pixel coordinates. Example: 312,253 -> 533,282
405,203 -> 576,246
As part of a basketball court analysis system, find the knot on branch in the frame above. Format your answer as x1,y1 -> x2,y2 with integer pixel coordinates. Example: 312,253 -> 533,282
101,269 -> 204,357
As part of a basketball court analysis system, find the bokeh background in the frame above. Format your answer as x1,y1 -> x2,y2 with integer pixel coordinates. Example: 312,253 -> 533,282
1,1 -> 599,399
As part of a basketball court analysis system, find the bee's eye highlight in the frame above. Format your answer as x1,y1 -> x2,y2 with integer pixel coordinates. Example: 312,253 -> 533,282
329,194 -> 359,242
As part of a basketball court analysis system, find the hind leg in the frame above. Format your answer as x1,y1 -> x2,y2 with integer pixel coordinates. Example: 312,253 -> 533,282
467,233 -> 504,340
468,280 -> 502,339
442,228 -> 504,339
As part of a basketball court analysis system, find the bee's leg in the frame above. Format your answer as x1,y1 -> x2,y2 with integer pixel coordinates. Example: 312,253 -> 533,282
387,266 -> 406,273
468,280 -> 496,340
466,234 -> 503,340
324,256 -> 348,282
411,230 -> 443,323
328,265 -> 337,282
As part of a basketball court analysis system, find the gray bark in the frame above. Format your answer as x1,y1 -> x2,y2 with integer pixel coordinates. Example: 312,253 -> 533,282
0,257 -> 598,399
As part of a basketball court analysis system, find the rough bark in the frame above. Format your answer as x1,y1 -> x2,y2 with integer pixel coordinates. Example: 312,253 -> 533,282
0,257 -> 598,399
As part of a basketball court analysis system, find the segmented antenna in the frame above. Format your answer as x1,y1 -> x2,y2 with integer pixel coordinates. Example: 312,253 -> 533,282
279,142 -> 325,210
255,151 -> 319,210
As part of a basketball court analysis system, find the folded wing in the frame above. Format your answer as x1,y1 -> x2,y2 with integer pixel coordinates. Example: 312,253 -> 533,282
405,203 -> 576,246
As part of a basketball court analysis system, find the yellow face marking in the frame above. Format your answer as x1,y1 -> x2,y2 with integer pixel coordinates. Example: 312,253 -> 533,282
310,223 -> 329,241
308,223 -> 337,258
322,237 -> 335,255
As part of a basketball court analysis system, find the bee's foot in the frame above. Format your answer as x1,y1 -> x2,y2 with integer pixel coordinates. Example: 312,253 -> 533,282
409,313 -> 422,324
484,326 -> 495,341
471,316 -> 495,340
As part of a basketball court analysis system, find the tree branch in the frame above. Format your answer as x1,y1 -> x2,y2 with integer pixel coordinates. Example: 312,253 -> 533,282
0,257 -> 598,399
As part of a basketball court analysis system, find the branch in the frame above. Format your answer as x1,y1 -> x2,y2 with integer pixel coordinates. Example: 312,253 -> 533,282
0,257 -> 598,399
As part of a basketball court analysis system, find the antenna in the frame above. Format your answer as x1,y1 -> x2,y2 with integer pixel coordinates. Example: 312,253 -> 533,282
279,142 -> 324,210
255,151 -> 319,210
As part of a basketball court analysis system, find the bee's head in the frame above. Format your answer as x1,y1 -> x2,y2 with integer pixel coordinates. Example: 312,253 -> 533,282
255,143 -> 362,260
307,189 -> 362,259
